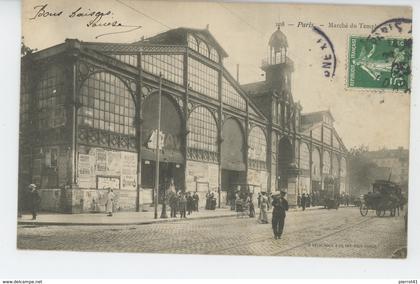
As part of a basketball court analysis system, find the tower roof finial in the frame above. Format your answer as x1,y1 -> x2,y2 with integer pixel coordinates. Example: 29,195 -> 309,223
269,24 -> 288,49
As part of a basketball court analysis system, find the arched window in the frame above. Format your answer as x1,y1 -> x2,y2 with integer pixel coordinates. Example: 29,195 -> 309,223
210,48 -> 219,62
299,143 -> 310,170
281,103 -> 285,126
248,127 -> 267,162
188,107 -> 217,152
199,41 -> 209,57
332,154 -> 340,177
78,72 -> 136,135
340,157 -> 347,177
312,148 -> 321,178
187,34 -> 198,51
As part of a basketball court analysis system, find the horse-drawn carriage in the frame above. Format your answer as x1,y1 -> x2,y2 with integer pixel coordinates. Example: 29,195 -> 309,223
321,177 -> 340,209
359,180 -> 405,217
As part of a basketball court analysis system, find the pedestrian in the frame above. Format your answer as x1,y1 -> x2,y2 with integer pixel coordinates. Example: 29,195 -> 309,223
106,188 -> 115,216
193,192 -> 199,212
169,191 -> 179,218
187,192 -> 194,215
301,193 -> 307,211
179,193 -> 187,218
297,194 -> 301,208
306,194 -> 311,208
205,191 -> 211,210
230,189 -> 237,211
247,193 -> 255,218
211,191 -> 217,210
28,184 -> 40,220
259,192 -> 269,224
271,190 -> 289,239
257,192 -> 262,208
235,193 -> 242,216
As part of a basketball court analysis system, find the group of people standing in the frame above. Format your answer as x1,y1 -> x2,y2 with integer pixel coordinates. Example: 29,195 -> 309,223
168,191 -> 200,218
23,180 -> 289,240
205,191 -> 217,210
297,193 -> 312,211
340,193 -> 351,206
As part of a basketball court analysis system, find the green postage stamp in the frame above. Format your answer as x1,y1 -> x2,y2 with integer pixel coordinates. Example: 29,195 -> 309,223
348,36 -> 412,91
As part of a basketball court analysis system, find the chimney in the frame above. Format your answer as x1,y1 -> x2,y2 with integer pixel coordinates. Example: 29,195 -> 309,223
236,64 -> 240,83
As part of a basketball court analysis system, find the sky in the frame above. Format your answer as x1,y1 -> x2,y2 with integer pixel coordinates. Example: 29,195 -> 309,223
22,0 -> 412,150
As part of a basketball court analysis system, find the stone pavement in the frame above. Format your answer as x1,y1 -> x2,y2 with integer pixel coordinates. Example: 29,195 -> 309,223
17,204 -> 325,226
17,207 -> 406,258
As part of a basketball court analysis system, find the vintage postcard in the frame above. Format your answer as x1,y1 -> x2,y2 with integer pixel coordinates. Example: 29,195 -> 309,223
17,0 -> 411,259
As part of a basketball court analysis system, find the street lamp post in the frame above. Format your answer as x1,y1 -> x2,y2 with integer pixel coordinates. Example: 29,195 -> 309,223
154,74 -> 162,219
160,159 -> 168,218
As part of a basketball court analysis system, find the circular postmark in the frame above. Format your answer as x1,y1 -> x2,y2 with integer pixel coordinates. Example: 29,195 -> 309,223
368,18 -> 412,43
312,26 -> 337,79
348,18 -> 412,92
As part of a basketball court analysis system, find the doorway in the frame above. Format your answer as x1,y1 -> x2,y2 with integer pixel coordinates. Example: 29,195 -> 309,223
141,160 -> 184,202
221,169 -> 246,205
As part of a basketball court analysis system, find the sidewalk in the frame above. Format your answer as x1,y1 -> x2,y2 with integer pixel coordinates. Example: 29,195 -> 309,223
18,205 -> 324,226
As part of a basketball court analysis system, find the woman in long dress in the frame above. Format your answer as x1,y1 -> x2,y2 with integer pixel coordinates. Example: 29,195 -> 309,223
248,193 -> 255,218
259,192 -> 268,223
106,189 -> 115,216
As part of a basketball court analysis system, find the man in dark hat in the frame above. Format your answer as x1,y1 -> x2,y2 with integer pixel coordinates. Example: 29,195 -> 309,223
28,184 -> 41,220
271,190 -> 289,239
187,192 -> 194,215
301,193 -> 307,211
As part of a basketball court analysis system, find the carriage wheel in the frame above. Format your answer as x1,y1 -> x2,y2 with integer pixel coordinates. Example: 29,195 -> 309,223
360,204 -> 368,216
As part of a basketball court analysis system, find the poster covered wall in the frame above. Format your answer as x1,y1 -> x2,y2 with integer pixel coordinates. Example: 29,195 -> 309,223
77,147 -> 137,190
185,160 -> 219,193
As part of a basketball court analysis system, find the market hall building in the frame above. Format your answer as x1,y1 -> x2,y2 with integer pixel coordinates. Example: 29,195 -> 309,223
19,26 -> 348,213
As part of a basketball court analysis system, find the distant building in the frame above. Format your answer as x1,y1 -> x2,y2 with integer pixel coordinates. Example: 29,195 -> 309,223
19,26 -> 348,213
365,148 -> 409,192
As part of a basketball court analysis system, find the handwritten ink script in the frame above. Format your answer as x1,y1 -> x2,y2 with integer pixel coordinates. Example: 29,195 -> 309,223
29,4 -> 142,38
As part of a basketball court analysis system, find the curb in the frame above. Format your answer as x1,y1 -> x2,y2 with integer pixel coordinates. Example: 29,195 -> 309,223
17,212 -> 238,227
17,205 -> 327,227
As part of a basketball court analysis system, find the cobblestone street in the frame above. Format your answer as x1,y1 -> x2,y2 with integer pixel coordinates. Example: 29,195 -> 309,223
17,207 -> 406,258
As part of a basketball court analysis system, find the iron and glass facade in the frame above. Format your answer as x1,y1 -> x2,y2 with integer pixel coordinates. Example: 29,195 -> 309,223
19,27 -> 348,213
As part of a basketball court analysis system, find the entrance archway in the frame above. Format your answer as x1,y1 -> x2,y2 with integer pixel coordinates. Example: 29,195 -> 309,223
141,92 -> 185,194
221,118 -> 246,196
278,136 -> 293,190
